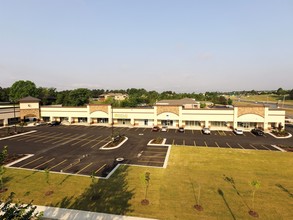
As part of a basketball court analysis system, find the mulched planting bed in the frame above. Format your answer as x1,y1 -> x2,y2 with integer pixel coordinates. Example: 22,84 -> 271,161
102,136 -> 126,149
3,154 -> 27,165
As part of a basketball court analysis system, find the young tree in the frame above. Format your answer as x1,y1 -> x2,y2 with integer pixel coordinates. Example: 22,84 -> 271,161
141,172 -> 151,205
0,146 -> 8,192
249,180 -> 261,217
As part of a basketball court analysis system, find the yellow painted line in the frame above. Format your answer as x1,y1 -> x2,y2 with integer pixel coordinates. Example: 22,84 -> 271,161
76,162 -> 93,174
20,156 -> 43,168
237,143 -> 244,149
48,159 -> 67,170
33,158 -> 55,169
204,141 -> 208,147
95,164 -> 107,174
141,155 -> 165,159
215,142 -> 220,147
62,160 -> 80,172
226,143 -> 232,148
138,160 -> 164,164
71,135 -> 95,146
146,147 -> 165,150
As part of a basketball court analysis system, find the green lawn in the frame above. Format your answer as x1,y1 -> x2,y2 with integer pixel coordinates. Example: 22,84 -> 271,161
2,147 -> 293,219
232,94 -> 293,105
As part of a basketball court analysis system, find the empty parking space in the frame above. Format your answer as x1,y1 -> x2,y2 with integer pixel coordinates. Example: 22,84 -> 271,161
2,125 -> 291,178
131,145 -> 168,167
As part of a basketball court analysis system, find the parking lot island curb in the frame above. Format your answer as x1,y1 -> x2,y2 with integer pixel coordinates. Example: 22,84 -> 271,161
100,137 -> 128,150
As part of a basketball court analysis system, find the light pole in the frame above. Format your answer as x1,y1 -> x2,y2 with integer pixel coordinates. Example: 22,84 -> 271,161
111,103 -> 114,140
282,95 -> 287,108
13,101 -> 16,133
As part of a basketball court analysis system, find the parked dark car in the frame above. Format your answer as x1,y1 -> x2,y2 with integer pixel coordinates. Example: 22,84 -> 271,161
152,126 -> 160,132
178,127 -> 185,133
251,128 -> 264,136
49,121 -> 61,126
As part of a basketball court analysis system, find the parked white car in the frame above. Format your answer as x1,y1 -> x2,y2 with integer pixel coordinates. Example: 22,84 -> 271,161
161,126 -> 168,132
234,128 -> 243,135
202,127 -> 211,135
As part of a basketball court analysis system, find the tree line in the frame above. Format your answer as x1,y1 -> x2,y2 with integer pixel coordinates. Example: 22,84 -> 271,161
0,80 -> 292,107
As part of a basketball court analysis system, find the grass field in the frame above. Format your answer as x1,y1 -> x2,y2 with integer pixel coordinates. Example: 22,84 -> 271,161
231,94 -> 293,105
2,147 -> 293,219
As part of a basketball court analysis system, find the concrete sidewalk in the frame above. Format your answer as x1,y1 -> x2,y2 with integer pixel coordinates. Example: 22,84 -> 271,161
36,205 -> 158,220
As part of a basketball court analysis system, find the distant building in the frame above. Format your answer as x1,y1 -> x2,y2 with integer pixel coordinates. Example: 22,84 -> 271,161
0,96 -> 286,132
156,98 -> 200,109
97,93 -> 128,102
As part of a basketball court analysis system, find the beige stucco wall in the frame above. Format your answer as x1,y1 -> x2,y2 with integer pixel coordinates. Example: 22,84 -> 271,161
20,104 -> 286,131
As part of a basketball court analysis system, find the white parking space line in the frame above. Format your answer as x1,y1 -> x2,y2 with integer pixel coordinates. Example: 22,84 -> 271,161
42,133 -> 67,143
237,143 -> 244,149
90,136 -> 111,148
215,142 -> 220,147
194,141 -> 196,146
249,144 -> 258,150
33,158 -> 55,169
60,134 -> 88,145
33,132 -> 57,143
15,132 -> 48,142
81,135 -> 102,147
261,145 -> 271,151
226,143 -> 232,148
52,133 -> 76,144
183,140 -> 185,145
71,135 -> 95,146
204,141 -> 208,147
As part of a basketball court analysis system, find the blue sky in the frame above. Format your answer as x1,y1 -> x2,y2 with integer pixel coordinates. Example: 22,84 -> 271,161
0,0 -> 292,92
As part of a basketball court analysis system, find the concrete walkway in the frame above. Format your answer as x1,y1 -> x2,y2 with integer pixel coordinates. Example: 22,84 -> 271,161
35,205 -> 157,220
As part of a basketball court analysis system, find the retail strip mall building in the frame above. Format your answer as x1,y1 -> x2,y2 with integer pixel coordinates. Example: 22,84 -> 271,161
1,96 -> 285,131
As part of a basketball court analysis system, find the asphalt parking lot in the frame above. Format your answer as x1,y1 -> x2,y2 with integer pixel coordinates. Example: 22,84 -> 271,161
0,125 -> 292,178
